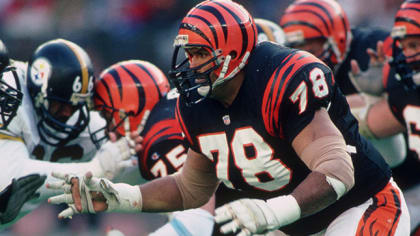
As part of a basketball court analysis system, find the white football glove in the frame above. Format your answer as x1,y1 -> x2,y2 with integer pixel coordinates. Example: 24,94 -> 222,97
214,196 -> 300,236
47,172 -> 142,219
89,137 -> 135,179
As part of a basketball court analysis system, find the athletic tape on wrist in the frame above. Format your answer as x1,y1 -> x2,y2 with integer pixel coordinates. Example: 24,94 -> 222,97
266,195 -> 301,227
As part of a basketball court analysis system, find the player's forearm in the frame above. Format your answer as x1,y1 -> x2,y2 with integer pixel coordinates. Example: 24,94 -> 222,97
291,171 -> 337,217
140,175 -> 184,212
366,100 -> 405,138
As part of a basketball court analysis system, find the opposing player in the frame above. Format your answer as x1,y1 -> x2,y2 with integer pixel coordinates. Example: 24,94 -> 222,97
48,1 -> 410,235
280,0 -> 407,168
0,39 -> 22,130
0,38 -> 134,228
0,39 -> 47,226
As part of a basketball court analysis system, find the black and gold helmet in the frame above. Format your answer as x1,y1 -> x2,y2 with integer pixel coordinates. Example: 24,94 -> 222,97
27,38 -> 94,146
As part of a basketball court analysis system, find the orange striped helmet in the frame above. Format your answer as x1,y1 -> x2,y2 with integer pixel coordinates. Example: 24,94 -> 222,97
390,0 -> 420,89
93,60 -> 169,144
280,0 -> 351,66
169,0 -> 257,105
392,0 -> 420,39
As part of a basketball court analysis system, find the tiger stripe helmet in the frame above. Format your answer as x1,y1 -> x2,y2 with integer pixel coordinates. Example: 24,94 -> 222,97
392,0 -> 420,39
255,18 -> 286,45
390,0 -> 420,89
93,60 -> 169,143
280,0 -> 351,66
170,0 -> 257,105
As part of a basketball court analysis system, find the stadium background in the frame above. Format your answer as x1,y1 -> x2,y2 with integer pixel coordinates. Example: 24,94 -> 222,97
0,0 -> 405,235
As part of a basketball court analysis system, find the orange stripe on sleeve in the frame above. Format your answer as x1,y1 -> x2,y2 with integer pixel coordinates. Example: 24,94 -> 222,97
262,51 -> 319,137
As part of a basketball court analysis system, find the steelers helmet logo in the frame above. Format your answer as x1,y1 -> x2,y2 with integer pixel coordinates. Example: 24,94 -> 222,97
30,57 -> 51,86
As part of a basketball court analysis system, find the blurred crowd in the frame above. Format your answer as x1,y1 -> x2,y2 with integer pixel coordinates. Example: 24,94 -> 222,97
0,0 -> 403,78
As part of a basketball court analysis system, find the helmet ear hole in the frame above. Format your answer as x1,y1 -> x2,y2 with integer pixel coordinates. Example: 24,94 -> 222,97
229,51 -> 238,59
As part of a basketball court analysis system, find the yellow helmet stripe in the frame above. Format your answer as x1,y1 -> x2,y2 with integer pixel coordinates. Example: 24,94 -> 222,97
0,133 -> 24,143
62,40 -> 89,93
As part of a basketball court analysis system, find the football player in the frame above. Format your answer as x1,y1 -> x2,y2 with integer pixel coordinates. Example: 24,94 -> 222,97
0,39 -> 22,130
0,40 -> 46,226
350,0 -> 420,233
0,38 -> 135,228
211,17 -> 288,236
280,0 -> 392,95
48,1 -> 410,235
280,0 -> 407,168
90,59 -> 215,236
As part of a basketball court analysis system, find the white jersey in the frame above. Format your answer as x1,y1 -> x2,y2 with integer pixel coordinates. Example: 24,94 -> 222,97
1,60 -> 105,162
0,60 -> 106,227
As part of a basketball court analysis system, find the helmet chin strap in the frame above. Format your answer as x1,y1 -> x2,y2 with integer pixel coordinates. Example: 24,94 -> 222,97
198,52 -> 251,97
327,37 -> 342,64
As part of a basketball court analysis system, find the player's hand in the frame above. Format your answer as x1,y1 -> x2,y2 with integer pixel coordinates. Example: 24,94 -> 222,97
0,174 -> 46,224
348,41 -> 387,96
367,41 -> 387,67
215,198 -> 281,236
91,137 -> 136,179
129,131 -> 143,153
47,172 -> 142,219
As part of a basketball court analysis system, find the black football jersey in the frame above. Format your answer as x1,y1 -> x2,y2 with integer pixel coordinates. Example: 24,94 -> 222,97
335,27 -> 392,95
385,72 -> 420,159
176,42 -> 391,235
137,89 -> 188,180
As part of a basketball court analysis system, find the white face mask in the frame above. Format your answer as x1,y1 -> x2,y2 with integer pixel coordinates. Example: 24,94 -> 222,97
197,85 -> 211,97
412,71 -> 420,85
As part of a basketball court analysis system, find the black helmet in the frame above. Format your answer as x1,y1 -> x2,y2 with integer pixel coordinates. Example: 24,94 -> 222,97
0,39 -> 22,130
0,40 -> 10,72
27,38 -> 94,146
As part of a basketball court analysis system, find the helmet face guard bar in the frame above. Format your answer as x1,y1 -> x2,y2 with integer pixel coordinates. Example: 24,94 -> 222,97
169,44 -> 221,106
0,67 -> 22,130
89,104 -> 131,149
37,103 -> 90,146
390,39 -> 420,91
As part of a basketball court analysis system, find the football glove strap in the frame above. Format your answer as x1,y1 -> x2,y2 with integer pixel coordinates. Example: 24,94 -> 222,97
48,173 -> 142,219
99,178 -> 142,213
215,195 -> 301,236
